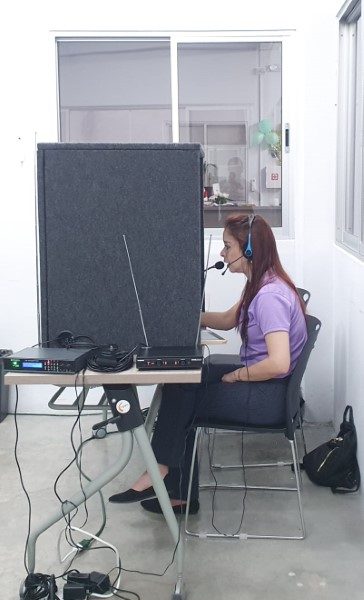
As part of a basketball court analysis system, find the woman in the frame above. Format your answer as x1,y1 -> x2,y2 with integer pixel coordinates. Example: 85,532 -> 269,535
109,215 -> 307,514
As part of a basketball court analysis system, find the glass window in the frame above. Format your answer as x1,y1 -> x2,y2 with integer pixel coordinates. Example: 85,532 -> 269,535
57,37 -> 284,230
177,42 -> 282,228
57,39 -> 172,143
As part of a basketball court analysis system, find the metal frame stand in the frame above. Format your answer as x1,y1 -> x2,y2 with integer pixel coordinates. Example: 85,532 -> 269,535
185,427 -> 305,541
24,383 -> 185,600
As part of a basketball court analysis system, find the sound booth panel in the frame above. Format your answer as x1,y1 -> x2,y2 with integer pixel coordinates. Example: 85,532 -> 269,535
37,143 -> 204,350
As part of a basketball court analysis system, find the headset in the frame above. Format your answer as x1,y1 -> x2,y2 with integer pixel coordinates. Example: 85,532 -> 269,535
221,214 -> 256,275
56,330 -> 96,349
243,214 -> 255,260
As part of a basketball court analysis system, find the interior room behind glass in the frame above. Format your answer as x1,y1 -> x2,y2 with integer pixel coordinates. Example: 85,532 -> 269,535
58,39 -> 282,227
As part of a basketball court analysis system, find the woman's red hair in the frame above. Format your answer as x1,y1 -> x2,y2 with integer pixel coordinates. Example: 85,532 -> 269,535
224,214 -> 306,342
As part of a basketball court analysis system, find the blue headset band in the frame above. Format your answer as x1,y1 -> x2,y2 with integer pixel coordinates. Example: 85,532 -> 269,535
244,214 -> 255,258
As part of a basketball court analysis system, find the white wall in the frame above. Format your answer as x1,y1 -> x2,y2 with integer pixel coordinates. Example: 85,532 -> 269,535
0,1 -> 340,421
333,247 -> 364,477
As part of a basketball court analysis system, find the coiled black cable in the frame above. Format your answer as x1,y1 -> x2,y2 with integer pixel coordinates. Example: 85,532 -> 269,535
21,573 -> 60,600
87,345 -> 138,373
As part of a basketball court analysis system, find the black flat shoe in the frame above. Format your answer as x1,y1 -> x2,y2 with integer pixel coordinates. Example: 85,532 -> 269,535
140,498 -> 199,515
109,486 -> 156,503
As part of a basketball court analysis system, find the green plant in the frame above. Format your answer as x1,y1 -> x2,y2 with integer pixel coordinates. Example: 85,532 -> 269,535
252,120 -> 282,164
214,194 -> 228,205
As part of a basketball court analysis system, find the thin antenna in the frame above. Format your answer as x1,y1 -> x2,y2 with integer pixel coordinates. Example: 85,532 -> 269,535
195,234 -> 212,347
123,234 -> 149,348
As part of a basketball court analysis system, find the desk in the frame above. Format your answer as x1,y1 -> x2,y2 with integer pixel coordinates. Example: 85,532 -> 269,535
5,367 -> 202,600
203,204 -> 282,228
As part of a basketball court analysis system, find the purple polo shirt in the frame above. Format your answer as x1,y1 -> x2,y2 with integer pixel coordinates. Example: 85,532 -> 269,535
239,275 -> 307,378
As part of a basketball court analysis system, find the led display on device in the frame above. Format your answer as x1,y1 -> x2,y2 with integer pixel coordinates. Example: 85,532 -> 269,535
22,362 -> 43,369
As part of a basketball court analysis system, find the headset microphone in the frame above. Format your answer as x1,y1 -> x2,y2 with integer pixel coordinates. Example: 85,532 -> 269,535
204,261 -> 225,272
221,255 -> 245,275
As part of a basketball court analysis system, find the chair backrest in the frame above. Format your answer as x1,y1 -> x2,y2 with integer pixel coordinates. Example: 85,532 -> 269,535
285,314 -> 321,438
297,288 -> 311,306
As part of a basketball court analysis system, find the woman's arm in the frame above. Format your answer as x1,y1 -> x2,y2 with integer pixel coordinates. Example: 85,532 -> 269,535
201,300 -> 240,331
222,331 -> 290,383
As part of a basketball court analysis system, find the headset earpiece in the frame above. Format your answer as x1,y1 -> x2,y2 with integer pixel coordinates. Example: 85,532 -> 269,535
56,330 -> 75,347
56,330 -> 96,348
243,214 -> 255,260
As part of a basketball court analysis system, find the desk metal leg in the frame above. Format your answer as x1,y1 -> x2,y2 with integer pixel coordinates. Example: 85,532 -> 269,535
134,424 -> 185,600
103,384 -> 185,599
26,432 -> 133,573
143,383 -> 162,439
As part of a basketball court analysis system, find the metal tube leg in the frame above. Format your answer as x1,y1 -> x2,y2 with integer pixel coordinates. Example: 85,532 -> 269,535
133,425 -> 184,597
185,427 -> 200,536
293,432 -> 303,486
299,414 -> 308,455
289,439 -> 306,539
27,432 -> 134,572
209,428 -> 217,464
144,384 -> 162,439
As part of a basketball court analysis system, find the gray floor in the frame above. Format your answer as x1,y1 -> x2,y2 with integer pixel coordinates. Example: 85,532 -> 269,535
1,412 -> 363,600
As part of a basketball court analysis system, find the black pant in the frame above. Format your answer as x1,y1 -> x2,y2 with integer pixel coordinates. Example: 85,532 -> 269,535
151,355 -> 288,501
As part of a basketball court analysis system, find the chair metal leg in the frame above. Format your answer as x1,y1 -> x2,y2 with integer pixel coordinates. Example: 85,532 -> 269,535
213,460 -> 294,470
293,431 -> 303,486
185,427 -> 201,537
185,433 -> 306,541
289,438 -> 306,539
299,413 -> 308,456
197,428 -> 208,464
209,428 -> 217,463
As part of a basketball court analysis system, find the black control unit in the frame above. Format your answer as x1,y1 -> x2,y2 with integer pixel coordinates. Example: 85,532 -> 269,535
3,347 -> 94,374
136,346 -> 203,371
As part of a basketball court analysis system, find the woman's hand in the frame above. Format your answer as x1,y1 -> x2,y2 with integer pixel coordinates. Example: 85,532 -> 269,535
222,370 -> 239,383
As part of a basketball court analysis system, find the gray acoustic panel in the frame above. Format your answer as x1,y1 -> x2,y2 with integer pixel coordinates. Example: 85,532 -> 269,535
37,143 -> 204,350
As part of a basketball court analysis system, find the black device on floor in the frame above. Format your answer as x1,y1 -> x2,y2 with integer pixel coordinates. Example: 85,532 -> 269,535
136,345 -> 203,370
3,347 -> 94,374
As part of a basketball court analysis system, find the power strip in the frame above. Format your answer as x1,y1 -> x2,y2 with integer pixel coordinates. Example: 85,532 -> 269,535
63,582 -> 87,600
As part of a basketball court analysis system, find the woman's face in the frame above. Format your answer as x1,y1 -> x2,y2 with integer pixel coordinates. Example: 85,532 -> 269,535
220,229 -> 251,278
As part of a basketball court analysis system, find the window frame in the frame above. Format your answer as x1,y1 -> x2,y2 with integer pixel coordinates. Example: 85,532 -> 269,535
336,1 -> 364,259
55,30 -> 296,240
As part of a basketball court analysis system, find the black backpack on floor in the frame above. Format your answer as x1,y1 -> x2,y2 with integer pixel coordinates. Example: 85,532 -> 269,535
303,405 -> 361,494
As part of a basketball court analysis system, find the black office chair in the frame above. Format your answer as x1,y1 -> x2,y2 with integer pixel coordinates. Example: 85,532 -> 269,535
297,287 -> 311,306
209,287 -> 312,459
185,314 -> 321,540
296,287 -> 311,440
